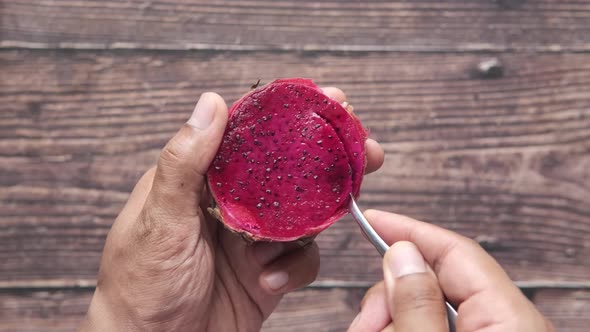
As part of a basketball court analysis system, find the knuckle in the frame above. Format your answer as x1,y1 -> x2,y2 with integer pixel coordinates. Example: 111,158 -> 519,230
134,204 -> 164,243
134,201 -> 174,245
137,205 -> 163,235
133,204 -> 194,261
157,125 -> 194,170
154,125 -> 205,194
159,141 -> 185,169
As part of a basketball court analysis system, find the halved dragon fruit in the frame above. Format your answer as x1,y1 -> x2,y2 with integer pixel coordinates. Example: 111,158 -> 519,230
207,78 -> 367,241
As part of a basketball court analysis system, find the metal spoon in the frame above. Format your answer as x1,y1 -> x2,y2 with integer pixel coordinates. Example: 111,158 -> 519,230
349,194 -> 457,332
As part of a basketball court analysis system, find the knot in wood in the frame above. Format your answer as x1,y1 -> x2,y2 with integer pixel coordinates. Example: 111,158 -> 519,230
476,58 -> 504,79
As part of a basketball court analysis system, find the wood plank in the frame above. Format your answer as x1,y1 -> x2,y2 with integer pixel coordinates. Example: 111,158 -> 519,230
0,289 -> 90,332
0,288 -> 363,332
262,287 -> 364,332
531,288 -> 590,332
1,287 -> 588,331
1,50 -> 590,284
2,1 -> 590,52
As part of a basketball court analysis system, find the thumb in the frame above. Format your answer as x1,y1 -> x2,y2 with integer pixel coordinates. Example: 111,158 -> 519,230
150,92 -> 228,215
384,241 -> 448,332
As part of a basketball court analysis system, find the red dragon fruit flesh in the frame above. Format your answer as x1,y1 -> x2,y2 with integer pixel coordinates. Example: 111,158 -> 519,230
207,78 -> 368,241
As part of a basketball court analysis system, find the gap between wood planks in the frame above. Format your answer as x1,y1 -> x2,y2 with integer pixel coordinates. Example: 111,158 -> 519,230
3,41 -> 590,53
1,279 -> 590,291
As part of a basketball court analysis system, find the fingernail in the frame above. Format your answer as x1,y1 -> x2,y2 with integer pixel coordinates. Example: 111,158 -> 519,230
187,93 -> 216,129
387,242 -> 426,278
263,271 -> 289,291
253,242 -> 285,266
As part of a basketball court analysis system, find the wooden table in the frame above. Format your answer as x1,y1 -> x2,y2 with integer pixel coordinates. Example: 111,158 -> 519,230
1,1 -> 589,331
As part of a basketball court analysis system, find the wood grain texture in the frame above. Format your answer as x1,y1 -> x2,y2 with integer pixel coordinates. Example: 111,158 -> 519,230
0,288 -> 363,332
1,50 -> 589,286
2,1 -> 590,52
1,287 -> 588,331
532,288 -> 590,332
262,287 -> 364,332
0,289 -> 90,332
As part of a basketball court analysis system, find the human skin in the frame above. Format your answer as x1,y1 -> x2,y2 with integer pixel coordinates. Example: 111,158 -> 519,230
347,210 -> 555,332
79,88 -> 385,331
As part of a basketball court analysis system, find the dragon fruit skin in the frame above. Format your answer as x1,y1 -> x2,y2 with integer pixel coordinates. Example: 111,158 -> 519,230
207,79 -> 368,241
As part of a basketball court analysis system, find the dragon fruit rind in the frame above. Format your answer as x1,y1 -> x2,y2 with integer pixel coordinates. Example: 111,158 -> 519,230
207,78 -> 368,241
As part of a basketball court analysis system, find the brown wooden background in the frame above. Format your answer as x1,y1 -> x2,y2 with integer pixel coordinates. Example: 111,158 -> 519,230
1,1 -> 590,331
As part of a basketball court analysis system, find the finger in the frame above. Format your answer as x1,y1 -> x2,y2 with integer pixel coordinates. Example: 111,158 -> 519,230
322,87 -> 347,103
384,242 -> 447,332
348,282 -> 391,332
321,87 -> 384,175
365,138 -> 385,174
382,323 -> 395,332
149,92 -> 228,217
252,241 -> 304,266
259,241 -> 320,294
457,281 -> 552,332
217,231 -> 317,321
364,209 -> 518,307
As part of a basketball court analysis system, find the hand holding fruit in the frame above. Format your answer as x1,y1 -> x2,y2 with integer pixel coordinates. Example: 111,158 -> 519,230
80,85 -> 385,331
208,79 -> 371,241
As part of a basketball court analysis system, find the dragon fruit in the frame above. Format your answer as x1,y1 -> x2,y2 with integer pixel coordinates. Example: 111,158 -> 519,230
207,78 -> 367,241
